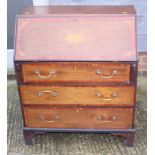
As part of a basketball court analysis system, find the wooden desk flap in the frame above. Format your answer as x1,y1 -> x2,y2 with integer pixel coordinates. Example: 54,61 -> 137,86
15,6 -> 137,61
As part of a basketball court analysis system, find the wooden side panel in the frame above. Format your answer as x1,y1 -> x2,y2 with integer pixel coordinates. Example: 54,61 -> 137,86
22,62 -> 130,83
23,107 -> 133,129
20,85 -> 135,106
15,16 -> 136,61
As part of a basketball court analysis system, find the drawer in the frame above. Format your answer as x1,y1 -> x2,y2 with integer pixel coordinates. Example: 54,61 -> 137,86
23,107 -> 133,129
21,62 -> 130,83
20,85 -> 135,106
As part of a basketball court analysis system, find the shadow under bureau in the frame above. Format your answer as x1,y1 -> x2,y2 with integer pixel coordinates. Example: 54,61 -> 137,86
14,5 -> 138,146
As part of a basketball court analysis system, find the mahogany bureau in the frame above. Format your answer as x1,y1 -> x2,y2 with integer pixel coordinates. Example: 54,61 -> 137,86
14,5 -> 138,146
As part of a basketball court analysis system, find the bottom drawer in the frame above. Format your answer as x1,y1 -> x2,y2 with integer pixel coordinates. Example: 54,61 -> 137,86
23,107 -> 133,129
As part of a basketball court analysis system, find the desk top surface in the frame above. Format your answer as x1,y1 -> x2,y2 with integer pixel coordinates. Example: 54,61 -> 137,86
19,5 -> 136,16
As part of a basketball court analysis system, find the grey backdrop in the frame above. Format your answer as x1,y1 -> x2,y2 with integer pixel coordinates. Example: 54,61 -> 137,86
7,0 -> 147,52
7,0 -> 32,49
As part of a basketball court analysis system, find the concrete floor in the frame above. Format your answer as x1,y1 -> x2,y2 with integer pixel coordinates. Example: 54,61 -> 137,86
7,76 -> 146,155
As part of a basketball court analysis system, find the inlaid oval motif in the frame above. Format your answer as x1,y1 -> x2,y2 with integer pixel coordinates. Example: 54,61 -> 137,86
65,33 -> 84,43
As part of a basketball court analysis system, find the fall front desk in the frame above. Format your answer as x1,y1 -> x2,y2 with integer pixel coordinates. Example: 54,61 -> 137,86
14,5 -> 137,146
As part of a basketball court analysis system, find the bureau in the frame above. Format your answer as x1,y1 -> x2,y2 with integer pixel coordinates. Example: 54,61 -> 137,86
14,5 -> 138,146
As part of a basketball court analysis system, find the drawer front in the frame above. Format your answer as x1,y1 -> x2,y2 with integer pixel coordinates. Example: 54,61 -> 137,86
23,107 -> 133,129
22,62 -> 130,83
20,85 -> 135,106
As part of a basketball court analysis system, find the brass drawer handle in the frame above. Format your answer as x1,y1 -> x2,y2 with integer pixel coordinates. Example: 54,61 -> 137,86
96,70 -> 118,79
40,115 -> 60,123
37,90 -> 58,97
96,92 -> 117,101
35,70 -> 56,79
96,115 -> 117,123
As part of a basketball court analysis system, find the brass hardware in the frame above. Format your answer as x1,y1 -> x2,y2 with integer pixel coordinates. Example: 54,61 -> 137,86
96,115 -> 104,121
96,70 -> 118,79
96,92 -> 117,101
35,70 -> 56,79
40,115 -> 60,123
37,90 -> 58,97
96,115 -> 117,122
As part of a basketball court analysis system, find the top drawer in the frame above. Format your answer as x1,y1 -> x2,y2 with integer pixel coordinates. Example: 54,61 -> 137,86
20,62 -> 130,83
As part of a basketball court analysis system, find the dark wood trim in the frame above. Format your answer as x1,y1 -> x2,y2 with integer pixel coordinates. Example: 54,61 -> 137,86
23,130 -> 35,145
17,86 -> 26,126
23,104 -> 134,108
22,127 -> 135,146
112,132 -> 135,147
23,127 -> 135,133
131,61 -> 138,128
17,83 -> 136,87
14,63 -> 22,83
130,61 -> 138,83
16,81 -> 136,86
130,64 -> 135,83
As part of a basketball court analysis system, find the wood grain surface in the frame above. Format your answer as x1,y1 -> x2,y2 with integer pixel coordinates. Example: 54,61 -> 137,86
19,6 -> 136,15
19,85 -> 135,106
15,14 -> 136,61
23,107 -> 133,129
22,62 -> 130,83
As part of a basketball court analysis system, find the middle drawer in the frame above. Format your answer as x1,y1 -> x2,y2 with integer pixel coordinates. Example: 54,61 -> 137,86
19,85 -> 135,106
